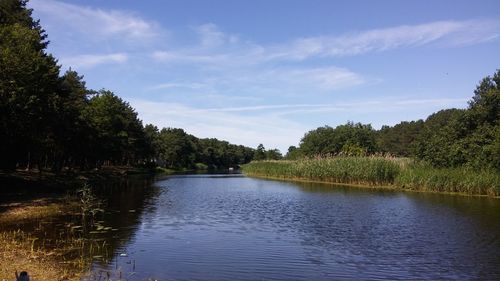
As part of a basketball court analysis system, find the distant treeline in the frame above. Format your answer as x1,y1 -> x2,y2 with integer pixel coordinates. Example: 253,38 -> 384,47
0,0 -> 255,171
285,70 -> 499,171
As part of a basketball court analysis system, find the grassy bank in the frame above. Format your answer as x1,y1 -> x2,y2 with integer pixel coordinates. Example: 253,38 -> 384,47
242,157 -> 500,196
0,198 -> 83,281
0,184 -> 125,280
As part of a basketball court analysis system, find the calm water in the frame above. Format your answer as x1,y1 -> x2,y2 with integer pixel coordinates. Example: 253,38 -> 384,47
15,173 -> 492,280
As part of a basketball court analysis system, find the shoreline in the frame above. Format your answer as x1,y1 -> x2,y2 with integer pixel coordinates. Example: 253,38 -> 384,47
0,168 -> 157,280
241,158 -> 499,197
0,196 -> 82,281
243,172 -> 500,199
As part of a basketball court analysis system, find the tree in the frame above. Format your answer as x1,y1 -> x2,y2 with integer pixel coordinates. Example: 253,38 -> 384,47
299,122 -> 377,157
468,70 -> 500,126
46,69 -> 98,170
84,90 -> 146,166
285,146 -> 302,160
414,70 -> 500,170
376,120 -> 424,156
265,148 -> 283,160
158,128 -> 196,168
0,0 -> 61,169
143,124 -> 161,164
254,144 -> 266,161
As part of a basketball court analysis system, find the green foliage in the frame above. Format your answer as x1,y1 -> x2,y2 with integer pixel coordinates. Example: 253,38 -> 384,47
265,148 -> 283,160
0,0 -> 60,169
376,120 -> 424,156
254,144 -> 266,161
157,128 -> 196,169
285,146 -> 302,160
196,138 -> 254,168
299,122 -> 377,156
84,90 -> 146,165
140,129 -> 254,170
252,144 -> 283,161
469,70 -> 500,125
413,70 -> 500,170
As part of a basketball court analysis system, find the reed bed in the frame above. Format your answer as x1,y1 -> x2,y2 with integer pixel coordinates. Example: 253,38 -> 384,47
242,157 -> 500,196
395,163 -> 500,196
242,157 -> 402,185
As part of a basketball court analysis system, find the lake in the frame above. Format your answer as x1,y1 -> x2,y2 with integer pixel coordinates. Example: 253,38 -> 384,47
79,174 -> 500,280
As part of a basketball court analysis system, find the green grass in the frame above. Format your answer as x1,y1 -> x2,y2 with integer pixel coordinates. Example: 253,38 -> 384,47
242,157 -> 500,196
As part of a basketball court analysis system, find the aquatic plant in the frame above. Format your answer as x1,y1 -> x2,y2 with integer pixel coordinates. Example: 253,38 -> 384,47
77,184 -> 104,225
242,157 -> 500,196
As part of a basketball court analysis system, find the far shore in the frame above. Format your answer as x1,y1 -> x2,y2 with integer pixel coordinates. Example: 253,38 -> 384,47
241,158 -> 500,197
243,173 -> 500,199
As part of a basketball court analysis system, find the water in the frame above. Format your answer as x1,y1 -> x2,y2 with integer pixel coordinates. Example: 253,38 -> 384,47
28,174 -> 500,280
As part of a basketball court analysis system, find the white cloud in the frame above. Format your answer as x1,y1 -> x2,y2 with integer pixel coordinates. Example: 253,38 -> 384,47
279,67 -> 365,90
151,50 -> 229,63
30,0 -> 160,41
147,66 -> 366,99
60,53 -> 128,69
148,82 -> 207,91
195,23 -> 239,48
149,19 -> 500,67
267,19 -> 500,60
130,99 -> 307,151
130,97 -> 469,152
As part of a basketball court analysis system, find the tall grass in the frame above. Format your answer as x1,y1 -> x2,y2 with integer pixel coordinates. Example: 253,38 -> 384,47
242,157 -> 500,196
242,157 -> 401,185
395,162 -> 500,196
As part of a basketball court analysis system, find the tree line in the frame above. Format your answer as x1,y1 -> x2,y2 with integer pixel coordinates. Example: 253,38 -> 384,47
286,70 -> 499,171
0,0 -> 255,171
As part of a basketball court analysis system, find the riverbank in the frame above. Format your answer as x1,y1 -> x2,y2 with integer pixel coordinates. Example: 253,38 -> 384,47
0,167 -> 157,281
0,196 -> 82,281
241,158 -> 500,197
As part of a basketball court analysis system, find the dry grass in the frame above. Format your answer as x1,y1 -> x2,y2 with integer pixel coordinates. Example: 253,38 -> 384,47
0,199 -> 79,224
0,198 -> 83,281
0,230 -> 79,281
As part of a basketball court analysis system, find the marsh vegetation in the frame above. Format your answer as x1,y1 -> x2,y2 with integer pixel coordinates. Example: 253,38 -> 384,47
242,157 -> 500,196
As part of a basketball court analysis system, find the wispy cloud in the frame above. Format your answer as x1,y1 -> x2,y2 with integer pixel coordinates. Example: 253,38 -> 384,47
60,53 -> 128,69
195,23 -> 239,48
151,50 -> 229,64
147,66 -> 366,99
148,82 -> 207,91
267,19 -> 500,60
151,19 -> 500,66
176,97 -> 467,114
30,0 -> 160,41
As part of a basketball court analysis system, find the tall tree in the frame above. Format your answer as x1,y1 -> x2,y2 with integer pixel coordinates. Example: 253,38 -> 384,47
414,70 -> 500,170
0,0 -> 60,169
254,144 -> 266,161
376,120 -> 424,156
299,122 -> 377,157
84,90 -> 145,166
158,128 -> 196,168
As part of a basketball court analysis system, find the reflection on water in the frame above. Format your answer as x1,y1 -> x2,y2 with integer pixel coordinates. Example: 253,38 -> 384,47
17,174 -> 500,280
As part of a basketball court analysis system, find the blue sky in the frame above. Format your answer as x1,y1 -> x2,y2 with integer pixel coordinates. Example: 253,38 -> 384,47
29,0 -> 500,152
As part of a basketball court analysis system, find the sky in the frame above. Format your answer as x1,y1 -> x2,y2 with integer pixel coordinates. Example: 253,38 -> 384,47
29,0 -> 500,152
